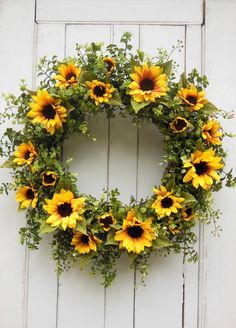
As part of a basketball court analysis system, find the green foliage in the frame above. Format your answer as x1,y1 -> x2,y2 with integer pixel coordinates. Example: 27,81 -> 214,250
0,32 -> 235,287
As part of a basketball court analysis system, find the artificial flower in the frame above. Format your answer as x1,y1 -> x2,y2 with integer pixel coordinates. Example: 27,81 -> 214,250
41,170 -> 58,187
128,62 -> 168,103
27,90 -> 67,135
16,185 -> 38,209
53,62 -> 81,88
152,185 -> 185,218
98,210 -> 116,231
183,148 -> 224,190
202,120 -> 222,145
181,207 -> 196,221
71,232 -> 101,254
103,57 -> 116,74
43,189 -> 86,230
114,209 -> 156,254
86,80 -> 115,105
13,141 -> 37,166
170,116 -> 189,133
178,84 -> 208,111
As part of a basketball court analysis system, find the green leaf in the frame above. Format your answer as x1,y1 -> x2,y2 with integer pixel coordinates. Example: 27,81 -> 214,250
202,102 -> 219,114
181,192 -> 197,205
160,60 -> 173,75
0,157 -> 15,168
108,89 -> 123,106
179,73 -> 188,88
39,221 -> 57,234
79,253 -> 93,270
75,220 -> 87,234
152,236 -> 172,249
105,230 -> 118,246
131,98 -> 150,113
79,70 -> 97,84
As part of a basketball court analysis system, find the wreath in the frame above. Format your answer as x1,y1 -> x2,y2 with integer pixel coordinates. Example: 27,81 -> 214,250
0,32 -> 235,286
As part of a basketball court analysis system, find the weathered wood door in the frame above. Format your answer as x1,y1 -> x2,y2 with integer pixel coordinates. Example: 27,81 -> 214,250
0,0 -> 236,327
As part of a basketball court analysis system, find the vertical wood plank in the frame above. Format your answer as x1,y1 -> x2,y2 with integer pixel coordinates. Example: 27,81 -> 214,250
0,1 -> 35,327
184,24 -> 202,328
58,25 -> 111,328
203,1 -> 236,327
104,25 -> 140,328
135,25 -> 186,328
27,23 -> 66,328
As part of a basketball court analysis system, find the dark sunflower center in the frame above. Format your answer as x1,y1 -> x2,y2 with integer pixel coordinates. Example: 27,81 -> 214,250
66,72 -> 76,81
127,225 -> 144,238
24,150 -> 31,160
174,118 -> 187,131
26,188 -> 35,200
186,95 -> 197,105
161,196 -> 173,208
44,173 -> 56,184
100,216 -> 113,228
42,104 -> 56,119
185,208 -> 192,216
94,85 -> 106,97
105,60 -> 114,72
194,161 -> 208,175
81,235 -> 89,244
58,202 -> 73,217
140,78 -> 155,91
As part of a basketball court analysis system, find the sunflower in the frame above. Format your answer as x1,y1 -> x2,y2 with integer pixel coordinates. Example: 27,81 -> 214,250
178,84 -> 208,111
43,189 -> 86,230
86,80 -> 115,105
168,219 -> 181,235
27,90 -> 67,135
16,185 -> 38,209
103,57 -> 116,74
170,116 -> 189,133
53,62 -> 81,88
152,185 -> 185,218
181,208 -> 196,221
114,209 -> 156,254
71,232 -> 101,254
13,141 -> 37,166
98,210 -> 116,231
128,63 -> 169,103
41,170 -> 58,187
202,120 -> 222,145
183,148 -> 224,190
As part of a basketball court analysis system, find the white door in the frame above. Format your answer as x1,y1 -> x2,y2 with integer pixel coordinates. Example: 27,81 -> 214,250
0,0 -> 236,327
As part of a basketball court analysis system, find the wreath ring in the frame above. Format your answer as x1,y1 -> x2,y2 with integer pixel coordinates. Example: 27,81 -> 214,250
0,32 -> 234,286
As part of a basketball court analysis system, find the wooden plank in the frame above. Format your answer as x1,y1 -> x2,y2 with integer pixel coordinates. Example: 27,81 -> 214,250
58,25 -> 111,328
0,1 -> 35,327
135,25 -> 186,328
36,0 -> 203,24
202,1 -> 236,327
26,24 -> 66,328
104,25 -> 140,328
184,25 -> 202,328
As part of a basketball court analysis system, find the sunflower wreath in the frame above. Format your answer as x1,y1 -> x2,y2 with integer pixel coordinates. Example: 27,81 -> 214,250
0,32 -> 235,286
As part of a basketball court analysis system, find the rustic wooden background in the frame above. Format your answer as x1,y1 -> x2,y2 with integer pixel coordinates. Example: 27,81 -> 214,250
0,0 -> 235,327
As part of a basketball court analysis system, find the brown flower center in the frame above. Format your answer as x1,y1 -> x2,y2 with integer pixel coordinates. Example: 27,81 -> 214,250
43,173 -> 56,184
100,216 -> 113,228
104,59 -> 114,72
161,196 -> 173,208
186,95 -> 197,105
43,104 -> 56,119
66,72 -> 76,82
81,234 -> 89,244
140,78 -> 155,91
94,85 -> 106,97
194,161 -> 208,175
24,150 -> 31,160
174,118 -> 187,131
58,202 -> 73,217
26,188 -> 35,200
185,208 -> 192,216
127,225 -> 144,238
